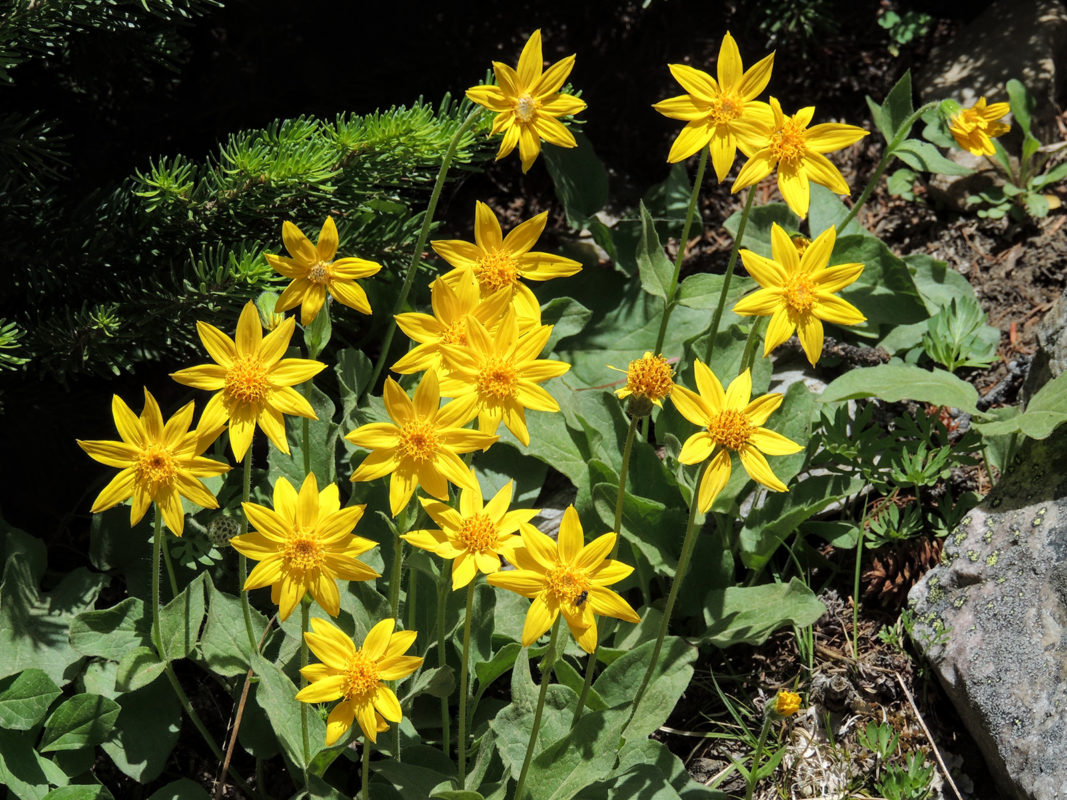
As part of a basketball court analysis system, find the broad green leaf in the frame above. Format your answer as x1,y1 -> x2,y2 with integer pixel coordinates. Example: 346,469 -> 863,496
99,678 -> 180,782
269,382 -> 338,487
474,642 -> 521,689
894,139 -> 974,175
636,201 -> 675,300
253,654 -> 325,769
643,163 -> 700,237
409,666 -> 454,700
0,727 -> 69,800
599,739 -> 727,798
0,527 -> 107,685
373,758 -> 455,798
1006,78 -> 1034,136
552,658 -> 607,712
43,787 -> 114,800
820,362 -> 980,415
595,636 -> 696,743
808,185 -> 868,238
157,571 -> 208,661
724,203 -> 800,257
303,303 -> 332,359
868,71 -> 914,142
81,661 -> 119,701
432,791 -> 486,800
524,706 -> 629,800
335,347 -> 374,427
676,272 -> 747,313
541,296 -> 593,354
147,779 -> 212,800
115,646 -> 165,692
700,578 -> 825,647
472,446 -> 548,506
0,669 -> 61,730
974,371 -> 1067,440
592,482 -> 685,576
40,693 -> 121,752
543,131 -> 609,228
69,598 -> 150,661
199,578 -> 269,677
829,236 -> 929,340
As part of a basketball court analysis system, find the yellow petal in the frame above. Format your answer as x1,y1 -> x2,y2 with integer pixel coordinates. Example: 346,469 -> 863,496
763,306 -> 796,355
282,220 -> 316,263
317,216 -> 338,262
678,431 -> 715,464
716,32 -> 743,91
749,427 -> 803,456
796,312 -> 824,365
90,468 -> 136,513
738,445 -> 788,492
668,63 -> 718,103
521,596 -> 557,646
234,302 -> 263,358
516,29 -> 543,88
697,450 -> 732,512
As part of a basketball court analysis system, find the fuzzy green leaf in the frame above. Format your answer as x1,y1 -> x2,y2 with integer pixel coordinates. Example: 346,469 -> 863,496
543,131 -> 609,228
541,296 -> 592,354
43,787 -> 113,800
100,678 -> 180,782
269,382 -> 338,487
869,71 -> 914,142
199,578 -> 269,677
69,598 -> 150,662
700,578 -> 825,647
894,139 -> 974,175
253,654 -> 325,769
114,646 -> 165,693
157,571 -> 208,661
0,669 -> 61,731
524,707 -> 629,800
40,693 -> 120,752
820,362 -> 980,415
974,371 -> 1067,440
636,201 -> 675,300
147,779 -> 212,800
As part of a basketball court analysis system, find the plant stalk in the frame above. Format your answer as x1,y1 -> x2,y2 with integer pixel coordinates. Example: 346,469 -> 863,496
239,454 -> 257,653
514,619 -> 562,800
705,187 -> 756,364
745,715 -> 772,800
436,567 -> 451,756
458,580 -> 476,784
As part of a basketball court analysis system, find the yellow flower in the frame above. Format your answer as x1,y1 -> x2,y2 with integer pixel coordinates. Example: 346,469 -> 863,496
653,31 -> 774,180
77,389 -> 230,536
486,506 -> 640,653
733,223 -> 865,365
732,97 -> 869,218
171,302 -> 326,462
433,201 -> 581,328
266,216 -> 381,326
466,29 -> 586,172
230,473 -> 379,621
402,471 -> 538,589
671,363 -> 802,512
438,309 -> 570,447
392,273 -> 512,375
612,352 -> 674,408
773,689 -> 802,717
346,370 -> 497,516
949,97 -> 1010,156
295,617 -> 423,746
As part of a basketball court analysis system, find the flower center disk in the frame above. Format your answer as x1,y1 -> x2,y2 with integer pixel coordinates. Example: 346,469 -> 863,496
707,93 -> 743,126
457,513 -> 498,553
626,354 -> 673,401
308,262 -> 331,284
477,357 -> 518,400
136,445 -> 177,487
284,535 -> 324,572
769,120 -> 807,164
515,93 -> 537,122
225,356 -> 271,405
475,250 -> 518,293
708,409 -> 753,451
342,651 -> 380,702
399,419 -> 438,462
441,318 -> 469,346
546,566 -> 591,606
785,274 -> 816,313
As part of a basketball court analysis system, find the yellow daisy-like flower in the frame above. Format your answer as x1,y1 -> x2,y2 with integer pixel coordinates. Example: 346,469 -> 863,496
466,29 -> 586,173
346,370 -> 497,516
671,363 -> 802,512
487,506 -> 640,653
433,201 -> 581,328
402,471 -> 538,589
171,302 -> 326,462
949,97 -> 1011,157
438,309 -> 570,447
773,689 -> 802,717
653,31 -> 774,180
612,352 -> 675,409
266,216 -> 382,326
77,389 -> 230,536
392,273 -> 512,375
230,473 -> 379,621
733,223 -> 865,366
295,617 -> 423,746
732,97 -> 869,218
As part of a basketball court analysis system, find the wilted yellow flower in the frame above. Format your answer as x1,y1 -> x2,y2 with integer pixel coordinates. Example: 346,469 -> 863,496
392,273 -> 511,375
671,363 -> 802,512
230,473 -> 379,621
653,32 -> 774,180
266,217 -> 381,326
433,201 -> 581,328
466,29 -> 586,172
171,302 -> 326,462
403,471 -> 537,589
487,506 -> 640,653
77,390 -> 230,536
733,223 -> 865,365
346,370 -> 497,516
774,689 -> 801,717
438,309 -> 570,447
296,617 -> 423,746
949,97 -> 1010,156
733,97 -> 868,218
612,352 -> 674,409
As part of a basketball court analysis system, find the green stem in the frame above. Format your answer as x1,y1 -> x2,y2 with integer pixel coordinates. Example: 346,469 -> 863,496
573,414 -> 639,726
705,187 -> 756,364
739,316 -> 765,376
457,580 -> 475,785
745,715 -> 772,800
300,599 -> 311,787
631,461 -> 709,713
362,736 -> 372,800
238,455 -> 257,653
436,568 -> 451,757
839,101 -> 939,231
388,532 -> 404,624
363,107 -> 484,400
152,513 -> 257,799
514,619 -> 561,800
652,148 -> 709,356
160,535 -> 178,599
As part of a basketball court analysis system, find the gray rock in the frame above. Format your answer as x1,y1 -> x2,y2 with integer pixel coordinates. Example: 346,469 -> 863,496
1022,290 -> 1067,402
909,426 -> 1067,800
